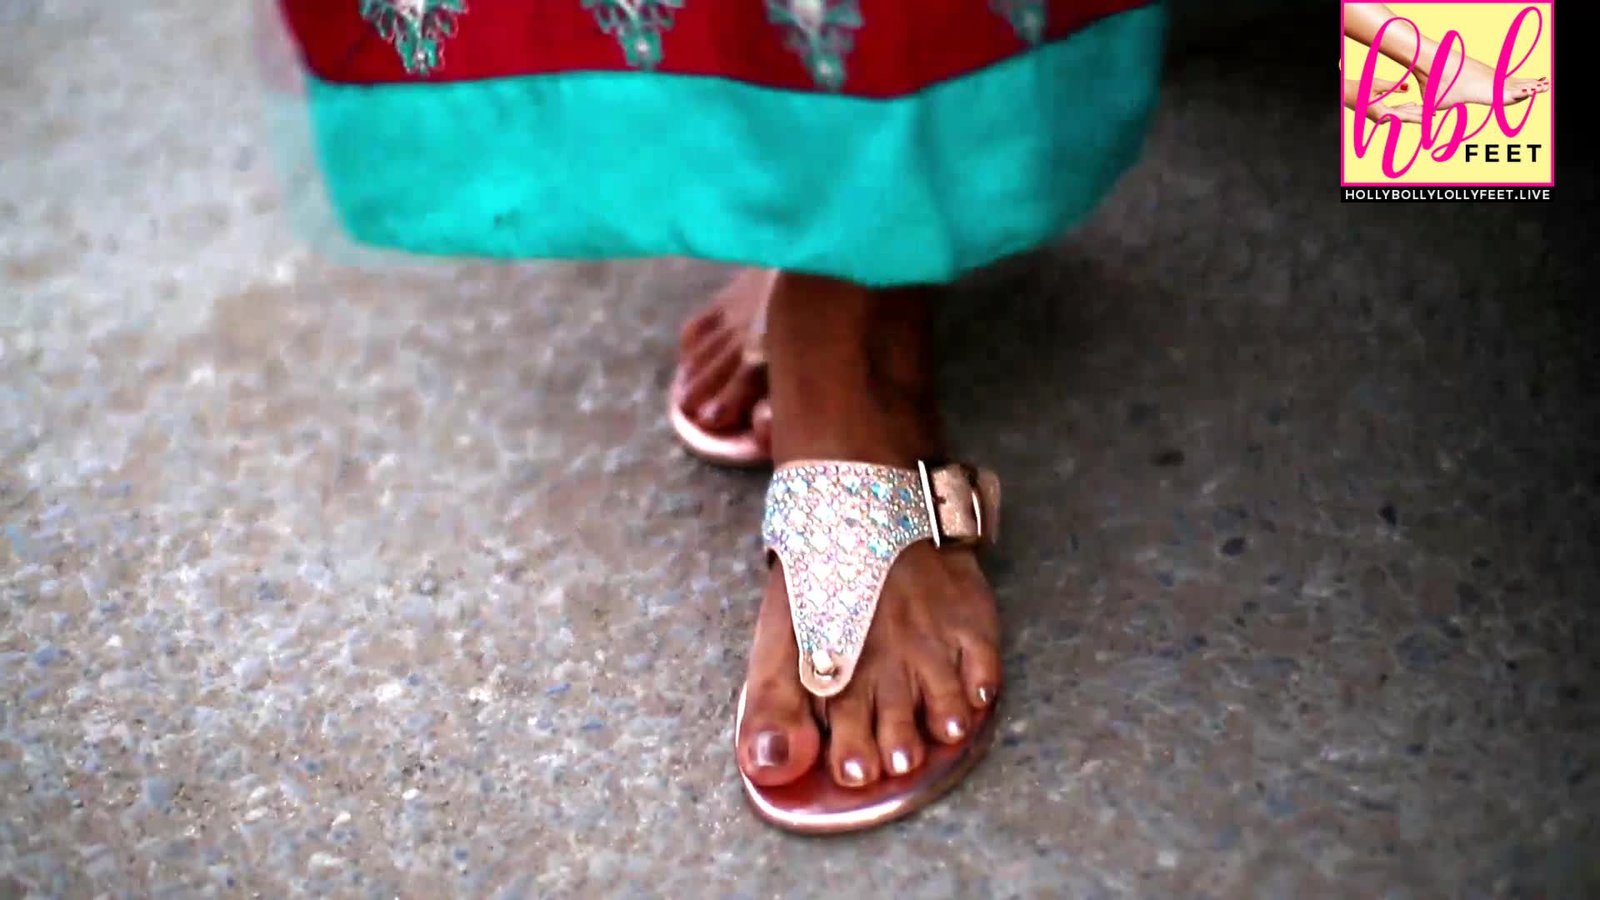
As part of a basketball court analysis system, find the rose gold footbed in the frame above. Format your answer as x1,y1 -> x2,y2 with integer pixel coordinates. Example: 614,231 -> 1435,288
735,685 -> 997,834
667,368 -> 768,468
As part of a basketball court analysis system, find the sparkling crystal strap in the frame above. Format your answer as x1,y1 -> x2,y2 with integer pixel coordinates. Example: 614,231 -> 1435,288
762,460 -> 996,698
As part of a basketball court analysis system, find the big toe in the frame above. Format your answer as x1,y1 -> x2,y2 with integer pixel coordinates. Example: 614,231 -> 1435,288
738,680 -> 821,787
738,568 -> 822,787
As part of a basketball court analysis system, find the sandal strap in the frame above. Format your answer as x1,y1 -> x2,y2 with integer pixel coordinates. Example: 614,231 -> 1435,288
761,459 -> 1001,698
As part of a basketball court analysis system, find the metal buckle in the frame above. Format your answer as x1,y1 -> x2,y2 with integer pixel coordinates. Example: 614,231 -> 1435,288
916,460 -> 984,549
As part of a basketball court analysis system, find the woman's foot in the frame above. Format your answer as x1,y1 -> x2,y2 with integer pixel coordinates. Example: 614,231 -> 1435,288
1346,77 -> 1423,124
1414,48 -> 1548,108
675,269 -> 774,454
734,273 -> 1001,790
1343,4 -> 1550,108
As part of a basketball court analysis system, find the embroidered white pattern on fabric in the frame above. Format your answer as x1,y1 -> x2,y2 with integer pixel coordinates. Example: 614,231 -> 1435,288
765,0 -> 864,91
359,0 -> 468,76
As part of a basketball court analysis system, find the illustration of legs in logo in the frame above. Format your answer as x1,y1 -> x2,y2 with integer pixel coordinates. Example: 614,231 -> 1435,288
1344,76 -> 1422,124
1343,2 -> 1550,109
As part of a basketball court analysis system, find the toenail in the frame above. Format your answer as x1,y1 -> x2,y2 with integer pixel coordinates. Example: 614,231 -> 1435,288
842,759 -> 867,784
945,719 -> 966,741
889,750 -> 911,775
752,731 -> 788,769
976,686 -> 993,706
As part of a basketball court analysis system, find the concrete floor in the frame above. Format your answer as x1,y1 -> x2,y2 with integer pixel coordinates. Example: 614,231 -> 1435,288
3,3 -> 1598,898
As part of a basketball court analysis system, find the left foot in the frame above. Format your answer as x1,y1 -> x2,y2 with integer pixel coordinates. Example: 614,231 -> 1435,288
733,274 -> 1001,791
675,269 -> 774,452
1346,77 -> 1424,123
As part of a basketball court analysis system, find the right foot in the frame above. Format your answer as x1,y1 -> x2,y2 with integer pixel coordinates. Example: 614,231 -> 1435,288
734,273 -> 1002,792
1414,47 -> 1548,108
675,269 -> 774,453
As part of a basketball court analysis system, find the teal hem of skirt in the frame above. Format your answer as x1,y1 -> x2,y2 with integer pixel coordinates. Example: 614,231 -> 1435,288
304,3 -> 1166,287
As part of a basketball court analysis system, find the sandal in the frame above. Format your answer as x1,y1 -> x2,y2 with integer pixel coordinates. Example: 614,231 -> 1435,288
736,458 -> 1002,833
667,270 -> 774,469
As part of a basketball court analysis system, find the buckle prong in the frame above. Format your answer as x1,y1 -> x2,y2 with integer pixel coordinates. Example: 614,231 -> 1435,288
916,460 -> 944,549
917,460 -> 984,549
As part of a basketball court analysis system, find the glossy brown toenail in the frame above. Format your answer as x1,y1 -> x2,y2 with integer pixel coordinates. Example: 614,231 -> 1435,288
889,749 -> 912,775
842,759 -> 867,785
976,686 -> 993,706
945,719 -> 966,741
753,732 -> 788,769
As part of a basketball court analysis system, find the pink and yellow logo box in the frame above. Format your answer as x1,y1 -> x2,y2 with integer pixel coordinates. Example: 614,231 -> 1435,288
1341,1 -> 1553,188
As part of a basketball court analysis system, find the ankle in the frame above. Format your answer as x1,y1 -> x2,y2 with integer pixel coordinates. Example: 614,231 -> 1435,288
764,274 -> 945,465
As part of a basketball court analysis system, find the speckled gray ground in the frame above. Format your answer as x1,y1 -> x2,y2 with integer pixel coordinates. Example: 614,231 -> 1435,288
3,3 -> 1598,899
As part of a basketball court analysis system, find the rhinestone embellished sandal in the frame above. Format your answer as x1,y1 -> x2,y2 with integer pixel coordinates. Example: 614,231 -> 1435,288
736,459 -> 1002,834
667,271 -> 774,469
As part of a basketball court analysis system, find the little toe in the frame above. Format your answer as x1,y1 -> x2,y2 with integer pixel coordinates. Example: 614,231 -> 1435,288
954,632 -> 1002,710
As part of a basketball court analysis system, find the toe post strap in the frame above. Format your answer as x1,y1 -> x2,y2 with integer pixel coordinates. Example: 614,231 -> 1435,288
762,459 -> 1001,699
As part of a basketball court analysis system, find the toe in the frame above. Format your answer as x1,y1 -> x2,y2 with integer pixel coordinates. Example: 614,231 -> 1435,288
916,648 -> 973,746
751,400 -> 773,454
824,688 -> 881,789
954,630 -> 1002,710
739,677 -> 819,788
678,305 -> 724,353
700,364 -> 766,433
680,344 -> 741,424
872,667 -> 925,777
738,568 -> 822,787
679,324 -> 733,386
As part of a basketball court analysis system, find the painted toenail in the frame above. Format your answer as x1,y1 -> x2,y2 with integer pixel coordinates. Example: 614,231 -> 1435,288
753,732 -> 788,769
945,719 -> 966,741
842,759 -> 867,784
976,686 -> 993,706
890,750 -> 912,775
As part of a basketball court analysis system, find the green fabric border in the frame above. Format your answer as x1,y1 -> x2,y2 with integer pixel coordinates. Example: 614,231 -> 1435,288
305,4 -> 1165,286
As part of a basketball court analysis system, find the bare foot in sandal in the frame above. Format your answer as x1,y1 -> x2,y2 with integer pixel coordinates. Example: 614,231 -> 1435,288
673,269 -> 774,462
734,273 -> 1001,828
